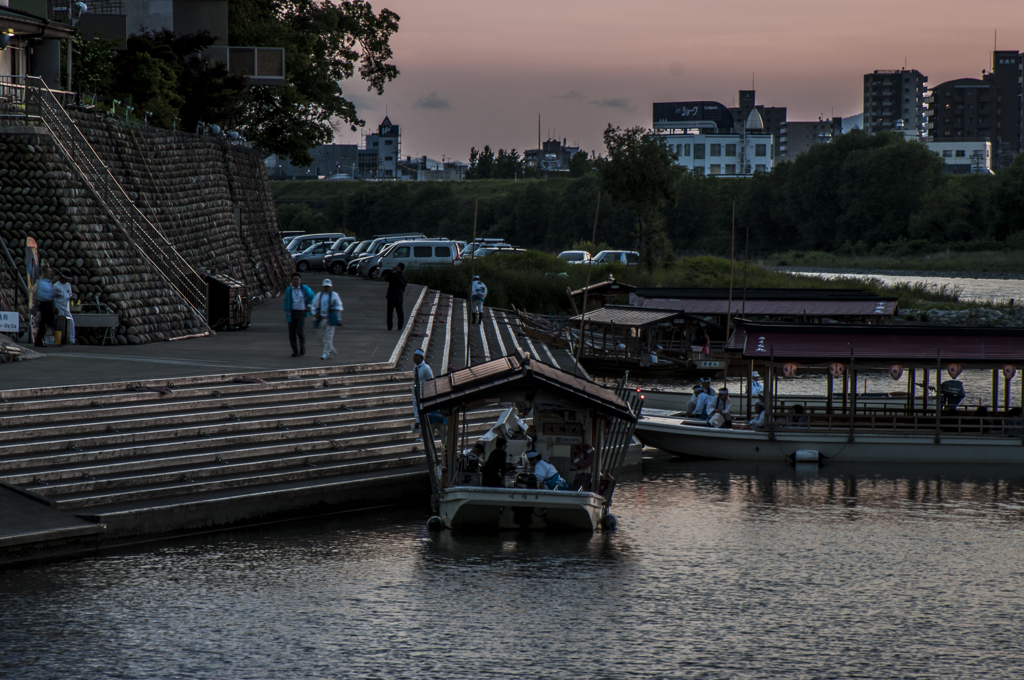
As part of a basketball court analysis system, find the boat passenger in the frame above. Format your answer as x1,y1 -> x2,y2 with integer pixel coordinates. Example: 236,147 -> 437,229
685,385 -> 703,416
750,371 -> 764,397
481,437 -> 510,487
747,402 -> 766,430
789,404 -> 808,428
708,388 -> 732,428
694,377 -> 718,420
527,450 -> 568,490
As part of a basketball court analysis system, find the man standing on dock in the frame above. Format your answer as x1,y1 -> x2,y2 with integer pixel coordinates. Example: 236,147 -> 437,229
283,273 -> 314,357
386,263 -> 407,331
471,275 -> 487,325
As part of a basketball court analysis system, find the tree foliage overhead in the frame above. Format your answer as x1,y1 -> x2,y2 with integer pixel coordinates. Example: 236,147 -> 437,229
229,0 -> 399,164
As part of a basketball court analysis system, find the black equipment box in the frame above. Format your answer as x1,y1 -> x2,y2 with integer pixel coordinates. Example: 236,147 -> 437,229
205,274 -> 251,331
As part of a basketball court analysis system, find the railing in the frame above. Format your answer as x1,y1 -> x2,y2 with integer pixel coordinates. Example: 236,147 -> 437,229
1,76 -> 208,319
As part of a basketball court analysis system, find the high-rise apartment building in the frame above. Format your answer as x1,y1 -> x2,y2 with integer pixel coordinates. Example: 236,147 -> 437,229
863,69 -> 927,135
926,51 -> 1022,167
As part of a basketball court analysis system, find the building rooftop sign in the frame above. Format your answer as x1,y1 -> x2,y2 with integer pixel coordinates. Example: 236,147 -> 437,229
653,101 -> 735,132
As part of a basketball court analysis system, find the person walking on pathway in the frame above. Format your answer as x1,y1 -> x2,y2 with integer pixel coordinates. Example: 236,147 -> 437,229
470,275 -> 487,325
386,262 -> 407,331
283,273 -> 314,357
32,267 -> 56,347
53,271 -> 75,344
312,278 -> 343,360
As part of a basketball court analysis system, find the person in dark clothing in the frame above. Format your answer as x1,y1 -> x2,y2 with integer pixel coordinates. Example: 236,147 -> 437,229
480,437 -> 509,488
385,262 -> 407,330
33,267 -> 56,347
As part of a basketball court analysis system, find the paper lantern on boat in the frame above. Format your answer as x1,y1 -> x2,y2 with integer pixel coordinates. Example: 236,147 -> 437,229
947,363 -> 963,379
828,362 -> 845,378
782,362 -> 798,378
1004,364 -> 1017,380
889,364 -> 904,381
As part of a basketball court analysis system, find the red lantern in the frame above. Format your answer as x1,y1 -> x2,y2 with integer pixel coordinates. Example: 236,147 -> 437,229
1004,364 -> 1017,380
828,362 -> 845,378
947,363 -> 963,379
889,364 -> 903,381
782,362 -> 798,378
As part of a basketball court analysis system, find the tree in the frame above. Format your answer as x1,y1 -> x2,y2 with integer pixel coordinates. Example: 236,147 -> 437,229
65,33 -> 119,94
465,146 -> 495,179
229,0 -> 400,165
597,125 -> 681,270
567,150 -> 591,177
112,36 -> 184,128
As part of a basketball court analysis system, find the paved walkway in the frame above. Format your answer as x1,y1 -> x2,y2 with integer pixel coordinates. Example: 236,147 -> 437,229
0,276 -> 421,390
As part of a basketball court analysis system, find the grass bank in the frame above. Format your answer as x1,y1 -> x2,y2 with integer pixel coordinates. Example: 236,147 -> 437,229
762,250 -> 1024,275
404,254 -> 971,316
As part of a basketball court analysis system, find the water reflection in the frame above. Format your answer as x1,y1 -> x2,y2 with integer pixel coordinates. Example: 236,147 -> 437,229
3,462 -> 1024,679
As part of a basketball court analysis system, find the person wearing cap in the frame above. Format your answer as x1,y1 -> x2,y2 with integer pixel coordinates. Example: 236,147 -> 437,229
311,278 -> 343,360
750,370 -> 764,397
527,450 -> 567,490
283,273 -> 314,357
385,262 -> 407,331
685,384 -> 703,417
53,270 -> 75,344
708,386 -> 732,428
411,347 -> 434,418
470,275 -> 487,325
694,377 -> 718,420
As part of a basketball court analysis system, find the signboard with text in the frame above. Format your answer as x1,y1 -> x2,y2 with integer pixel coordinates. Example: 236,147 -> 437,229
0,311 -> 19,333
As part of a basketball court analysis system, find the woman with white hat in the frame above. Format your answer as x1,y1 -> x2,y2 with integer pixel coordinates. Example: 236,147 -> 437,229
312,278 -> 343,360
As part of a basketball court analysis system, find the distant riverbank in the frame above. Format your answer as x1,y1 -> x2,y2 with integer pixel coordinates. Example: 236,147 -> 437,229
780,266 -> 1024,281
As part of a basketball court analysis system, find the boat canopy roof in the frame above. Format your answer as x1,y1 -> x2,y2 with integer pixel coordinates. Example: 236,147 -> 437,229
569,305 -> 720,330
418,350 -> 636,421
727,321 -> 1024,367
632,288 -> 898,318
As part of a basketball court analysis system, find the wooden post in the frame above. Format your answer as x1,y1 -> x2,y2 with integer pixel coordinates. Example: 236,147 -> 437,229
935,352 -> 942,444
908,368 -> 916,417
1005,374 -> 1012,412
766,350 -> 774,435
827,372 -> 834,416
842,366 -> 849,412
849,350 -> 856,442
922,368 -> 929,414
992,369 -> 999,411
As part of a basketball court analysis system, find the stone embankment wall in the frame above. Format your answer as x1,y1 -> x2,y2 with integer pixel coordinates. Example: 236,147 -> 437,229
0,113 -> 292,345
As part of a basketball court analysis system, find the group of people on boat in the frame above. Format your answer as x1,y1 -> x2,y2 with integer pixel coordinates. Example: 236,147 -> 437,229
467,437 -> 569,491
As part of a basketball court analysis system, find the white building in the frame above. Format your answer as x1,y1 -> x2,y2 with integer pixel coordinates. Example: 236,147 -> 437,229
653,102 -> 774,177
924,140 -> 993,175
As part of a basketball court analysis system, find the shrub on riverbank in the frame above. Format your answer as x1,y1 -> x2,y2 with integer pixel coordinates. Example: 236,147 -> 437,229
403,254 -> 968,315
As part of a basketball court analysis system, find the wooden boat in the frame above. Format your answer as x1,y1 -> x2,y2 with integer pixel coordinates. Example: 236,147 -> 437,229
635,321 -> 1024,464
415,349 -> 641,531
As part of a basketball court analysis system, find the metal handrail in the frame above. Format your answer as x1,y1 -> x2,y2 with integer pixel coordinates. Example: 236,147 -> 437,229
5,76 -> 208,319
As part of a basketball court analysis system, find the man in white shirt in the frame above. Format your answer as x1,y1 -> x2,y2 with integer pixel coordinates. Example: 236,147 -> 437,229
311,278 -> 343,360
470,275 -> 487,325
748,402 -> 766,429
527,450 -> 563,489
694,378 -> 718,420
283,273 -> 314,357
685,385 -> 703,417
750,370 -> 764,397
53,271 -> 75,344
411,348 -> 437,434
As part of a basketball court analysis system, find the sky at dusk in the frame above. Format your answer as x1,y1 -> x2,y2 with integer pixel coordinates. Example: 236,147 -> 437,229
333,0 -> 1024,163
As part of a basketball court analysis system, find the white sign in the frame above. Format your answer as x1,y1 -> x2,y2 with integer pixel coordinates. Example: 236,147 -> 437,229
0,311 -> 19,333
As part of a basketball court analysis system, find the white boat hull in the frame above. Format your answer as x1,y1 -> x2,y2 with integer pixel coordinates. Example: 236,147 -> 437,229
438,487 -> 605,531
637,417 -> 1024,464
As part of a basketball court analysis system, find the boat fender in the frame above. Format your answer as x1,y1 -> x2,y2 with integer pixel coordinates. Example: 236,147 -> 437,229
790,450 -> 822,463
601,514 -> 617,531
571,443 -> 595,469
426,516 -> 444,532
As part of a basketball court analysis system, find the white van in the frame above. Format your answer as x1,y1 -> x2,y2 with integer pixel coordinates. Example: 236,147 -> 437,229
286,232 -> 347,255
365,239 -> 460,279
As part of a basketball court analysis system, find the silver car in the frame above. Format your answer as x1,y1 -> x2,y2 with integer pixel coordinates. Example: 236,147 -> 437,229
292,242 -> 332,272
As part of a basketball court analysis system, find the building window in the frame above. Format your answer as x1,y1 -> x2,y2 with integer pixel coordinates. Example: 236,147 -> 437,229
955,149 -> 966,157
710,164 -> 721,175
725,164 -> 736,174
413,246 -> 432,258
945,92 -> 952,97
684,144 -> 691,157
755,144 -> 766,157
755,164 -> 766,173
725,144 -> 736,156
385,156 -> 393,161
942,150 -> 953,157
385,140 -> 393,145
693,144 -> 705,159
944,131 -> 951,136
710,144 -> 721,157
692,167 -> 704,176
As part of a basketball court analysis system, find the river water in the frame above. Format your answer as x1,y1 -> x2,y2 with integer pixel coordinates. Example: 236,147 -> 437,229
3,458 -> 1024,679
787,269 -> 1023,304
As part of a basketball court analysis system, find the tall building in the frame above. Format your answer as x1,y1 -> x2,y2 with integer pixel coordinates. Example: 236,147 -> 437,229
863,69 -> 927,135
653,101 -> 774,177
778,118 -> 842,159
926,51 -> 1022,167
358,116 -> 400,179
524,138 -> 581,171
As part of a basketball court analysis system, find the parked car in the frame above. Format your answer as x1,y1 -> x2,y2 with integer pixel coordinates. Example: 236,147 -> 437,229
593,250 -> 640,267
474,245 -> 528,257
463,238 -> 507,257
557,250 -> 592,264
286,232 -> 347,255
360,239 -> 459,279
292,241 -> 333,271
347,234 -> 427,276
324,239 -> 365,274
